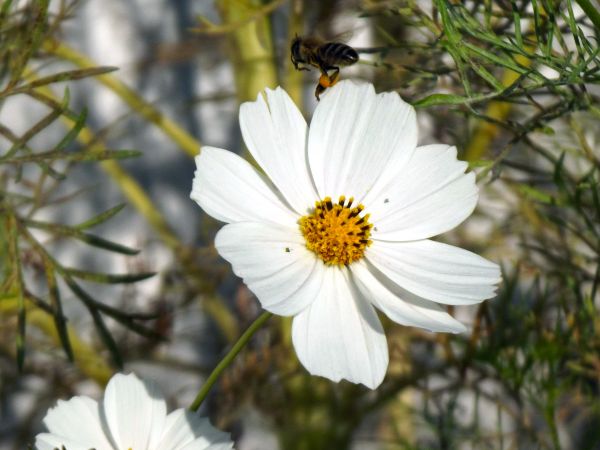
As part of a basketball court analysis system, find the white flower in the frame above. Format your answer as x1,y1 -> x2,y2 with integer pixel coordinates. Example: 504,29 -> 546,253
191,81 -> 501,389
35,373 -> 233,450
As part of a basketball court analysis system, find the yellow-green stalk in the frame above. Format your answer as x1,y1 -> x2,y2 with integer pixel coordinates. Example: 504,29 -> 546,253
42,40 -> 201,158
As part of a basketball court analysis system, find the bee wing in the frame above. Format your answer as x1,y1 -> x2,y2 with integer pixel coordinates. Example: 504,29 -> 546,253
325,29 -> 355,42
309,27 -> 355,44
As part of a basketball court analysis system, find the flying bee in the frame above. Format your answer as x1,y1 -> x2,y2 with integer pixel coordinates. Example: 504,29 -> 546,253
290,35 -> 359,100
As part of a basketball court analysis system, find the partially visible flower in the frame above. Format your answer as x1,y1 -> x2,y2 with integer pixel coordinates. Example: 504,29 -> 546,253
191,81 -> 501,389
35,373 -> 233,450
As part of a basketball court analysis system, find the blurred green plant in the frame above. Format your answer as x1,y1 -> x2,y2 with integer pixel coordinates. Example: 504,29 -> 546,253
0,0 -> 161,378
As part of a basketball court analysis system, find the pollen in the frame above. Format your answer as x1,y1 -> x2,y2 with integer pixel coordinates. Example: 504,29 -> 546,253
299,195 -> 373,266
319,73 -> 336,88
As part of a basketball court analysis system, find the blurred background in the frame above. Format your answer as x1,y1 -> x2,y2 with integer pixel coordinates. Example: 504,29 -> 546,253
1,0 -> 600,448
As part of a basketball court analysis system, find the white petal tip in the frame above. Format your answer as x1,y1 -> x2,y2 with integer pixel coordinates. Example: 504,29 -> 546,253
451,323 -> 468,334
305,369 -> 384,390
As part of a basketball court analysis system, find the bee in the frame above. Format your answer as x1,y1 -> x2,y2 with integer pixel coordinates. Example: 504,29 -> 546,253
290,35 -> 359,100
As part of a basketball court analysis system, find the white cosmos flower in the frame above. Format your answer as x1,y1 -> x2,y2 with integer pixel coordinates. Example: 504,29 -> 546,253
35,373 -> 233,450
191,81 -> 501,389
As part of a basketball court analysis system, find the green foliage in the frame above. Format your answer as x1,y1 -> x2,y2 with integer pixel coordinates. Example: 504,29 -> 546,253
0,0 -> 159,372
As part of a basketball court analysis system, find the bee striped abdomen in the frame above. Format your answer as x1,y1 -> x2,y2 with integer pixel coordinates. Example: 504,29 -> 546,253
318,42 -> 359,67
290,35 -> 359,100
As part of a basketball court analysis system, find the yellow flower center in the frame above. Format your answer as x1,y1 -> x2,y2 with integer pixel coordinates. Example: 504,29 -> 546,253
299,196 -> 373,266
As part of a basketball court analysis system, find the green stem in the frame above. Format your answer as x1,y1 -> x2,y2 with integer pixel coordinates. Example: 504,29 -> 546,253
575,0 -> 600,31
189,311 -> 273,411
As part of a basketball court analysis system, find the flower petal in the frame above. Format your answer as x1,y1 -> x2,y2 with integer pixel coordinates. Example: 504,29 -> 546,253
156,409 -> 233,450
350,260 -> 466,333
191,146 -> 298,226
39,396 -> 113,450
308,80 -> 417,203
181,442 -> 233,450
291,266 -> 388,389
103,373 -> 167,450
239,87 -> 318,215
215,222 -> 323,316
367,239 -> 501,305
35,433 -> 108,450
365,145 -> 478,241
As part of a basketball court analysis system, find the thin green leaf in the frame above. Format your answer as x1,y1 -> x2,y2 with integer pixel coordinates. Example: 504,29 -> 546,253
592,176 -> 600,224
0,111 -> 66,180
0,149 -> 142,165
62,277 -> 122,369
435,0 -> 460,44
591,263 -> 600,301
64,267 -> 156,284
26,90 -> 81,122
75,204 -> 126,230
7,0 -> 50,89
518,185 -> 557,204
565,0 -> 585,58
2,67 -> 119,98
553,151 -> 567,187
511,1 -> 523,48
44,260 -> 73,361
6,213 -> 26,371
53,106 -> 86,152
468,60 -> 504,92
463,42 -> 528,75
413,92 -> 500,108
86,303 -> 123,369
413,93 -> 470,107
23,219 -> 140,255
2,108 -> 59,158
64,276 -> 164,340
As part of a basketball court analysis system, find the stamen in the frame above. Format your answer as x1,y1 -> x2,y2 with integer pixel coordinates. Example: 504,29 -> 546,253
299,196 -> 373,266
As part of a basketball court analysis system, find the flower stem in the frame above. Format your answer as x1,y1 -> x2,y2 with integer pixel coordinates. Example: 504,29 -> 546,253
189,311 -> 273,411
